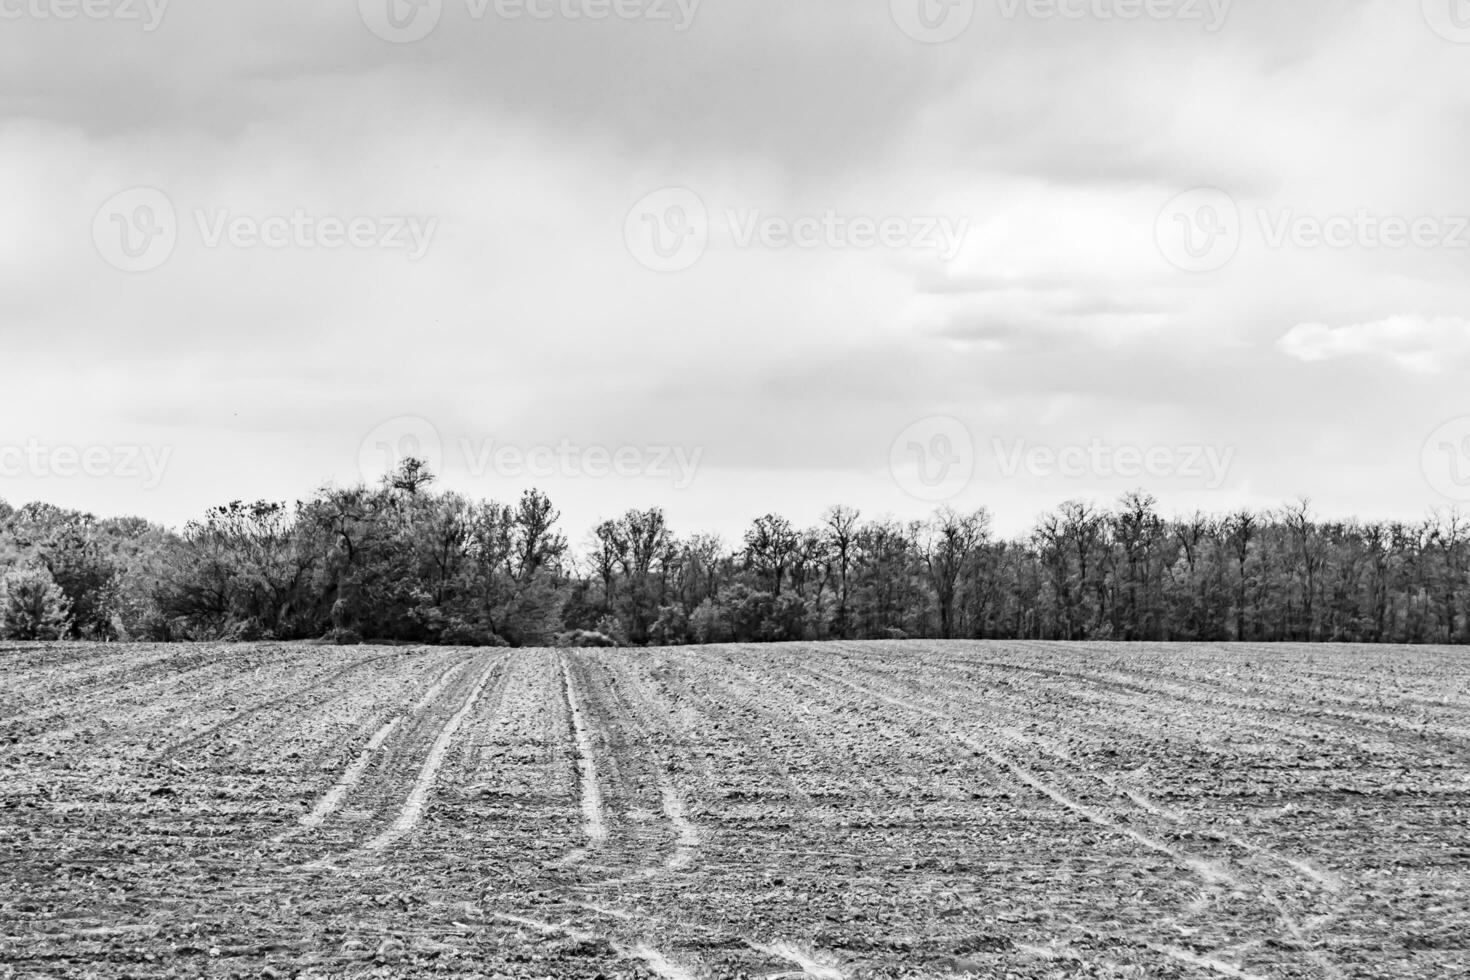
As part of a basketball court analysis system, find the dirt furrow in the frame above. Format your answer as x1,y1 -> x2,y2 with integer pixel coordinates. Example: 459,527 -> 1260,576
811,652 -> 1349,895
752,941 -> 849,979
157,648 -> 425,761
364,654 -> 506,852
560,654 -> 609,844
792,659 -> 1340,979
287,717 -> 401,834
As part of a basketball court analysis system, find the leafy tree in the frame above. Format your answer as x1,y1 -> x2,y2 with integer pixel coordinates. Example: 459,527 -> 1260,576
920,507 -> 989,639
1,565 -> 73,640
743,515 -> 799,596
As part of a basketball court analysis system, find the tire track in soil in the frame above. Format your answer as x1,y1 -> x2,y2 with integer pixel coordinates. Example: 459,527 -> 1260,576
3,645 -> 321,747
157,648 -> 427,761
1152,943 -> 1270,980
750,941 -> 849,979
287,718 -> 401,834
555,658 -> 705,887
589,652 -> 871,978
550,654 -> 713,976
854,644 -> 1415,765
297,652 -> 506,867
575,654 -> 705,879
560,653 -> 609,846
660,780 -> 700,871
853,653 -> 1357,974
645,654 -> 819,812
482,910 -> 695,980
826,648 -> 1347,894
629,942 -> 699,980
789,658 -> 1341,980
956,642 -> 1470,756
664,651 -> 924,977
555,655 -> 675,873
282,654 -> 473,838
363,654 -> 505,852
885,643 -> 1384,759
1,646 -> 225,724
1069,642 -> 1470,733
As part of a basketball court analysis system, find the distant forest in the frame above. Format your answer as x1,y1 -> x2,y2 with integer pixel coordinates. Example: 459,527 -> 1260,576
1,458 -> 1467,647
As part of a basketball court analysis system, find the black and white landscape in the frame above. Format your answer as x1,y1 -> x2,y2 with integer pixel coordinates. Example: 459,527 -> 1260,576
2,2 -> 1469,978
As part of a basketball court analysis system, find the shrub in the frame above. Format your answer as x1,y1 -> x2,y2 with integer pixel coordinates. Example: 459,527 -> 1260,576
649,605 -> 690,646
223,618 -> 272,642
0,566 -> 74,641
440,619 -> 510,647
689,598 -> 729,645
593,615 -> 629,646
324,627 -> 363,646
563,629 -> 618,648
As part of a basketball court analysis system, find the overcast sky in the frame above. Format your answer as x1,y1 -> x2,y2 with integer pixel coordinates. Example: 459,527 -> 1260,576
2,0 -> 1469,541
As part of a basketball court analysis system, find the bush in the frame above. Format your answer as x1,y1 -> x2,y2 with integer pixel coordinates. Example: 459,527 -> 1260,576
593,615 -> 629,646
689,598 -> 729,645
324,627 -> 363,646
0,566 -> 73,641
649,605 -> 689,646
223,618 -> 272,642
558,629 -> 618,648
440,620 -> 510,648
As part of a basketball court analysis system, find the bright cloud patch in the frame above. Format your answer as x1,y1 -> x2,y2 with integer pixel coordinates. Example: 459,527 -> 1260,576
1277,317 -> 1470,374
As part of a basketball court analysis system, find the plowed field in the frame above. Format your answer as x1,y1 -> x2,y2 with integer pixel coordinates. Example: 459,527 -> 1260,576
2,642 -> 1468,979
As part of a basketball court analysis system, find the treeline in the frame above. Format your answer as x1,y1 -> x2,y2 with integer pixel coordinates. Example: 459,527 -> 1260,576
2,459 -> 1468,646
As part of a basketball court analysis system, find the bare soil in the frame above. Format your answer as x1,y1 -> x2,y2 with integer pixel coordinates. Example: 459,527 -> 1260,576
1,641 -> 1467,978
